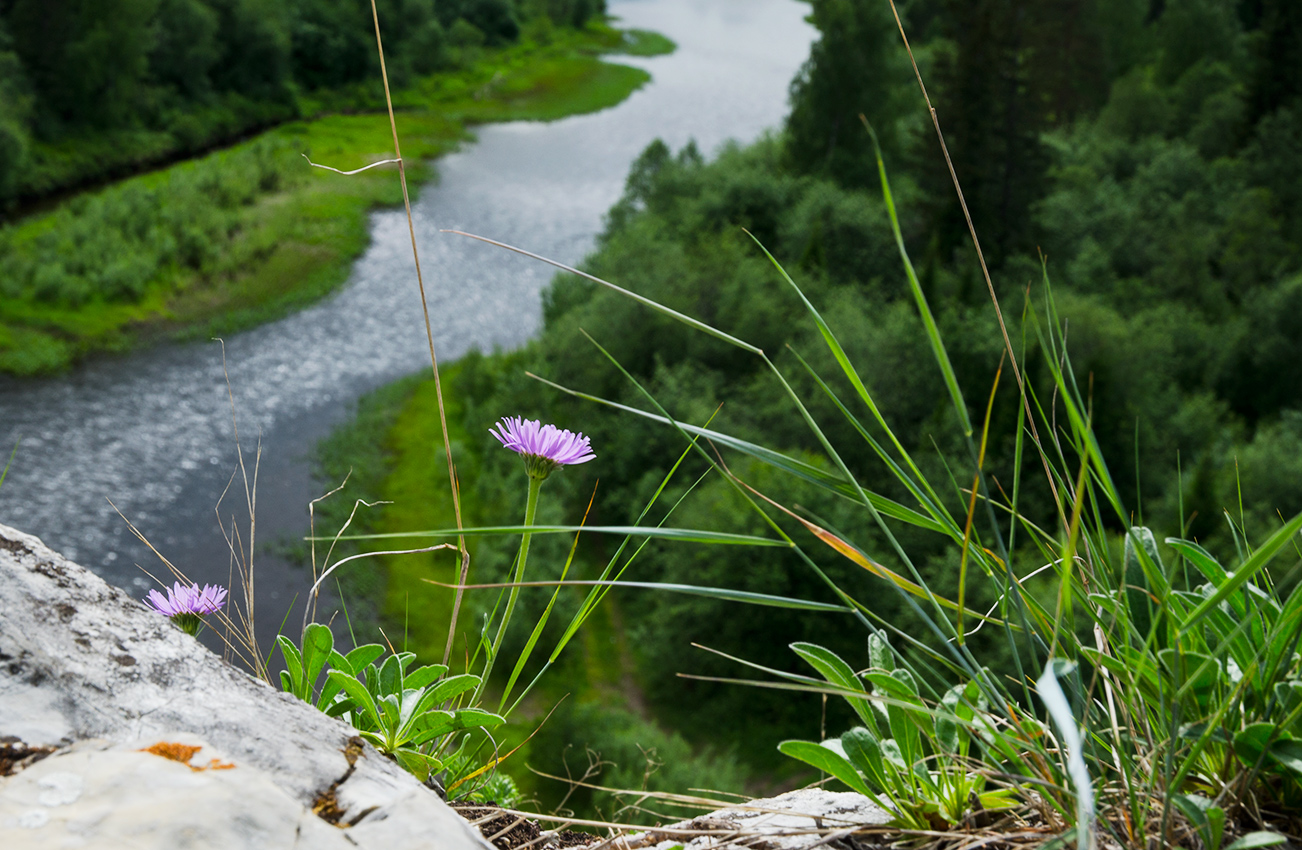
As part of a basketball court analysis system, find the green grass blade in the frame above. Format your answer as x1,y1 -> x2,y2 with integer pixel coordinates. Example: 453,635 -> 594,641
1180,510 -> 1302,634
0,438 -> 18,491
749,234 -> 939,500
436,580 -> 852,612
444,230 -> 761,354
528,371 -> 947,532
317,524 -> 789,546
786,346 -> 958,536
866,125 -> 971,437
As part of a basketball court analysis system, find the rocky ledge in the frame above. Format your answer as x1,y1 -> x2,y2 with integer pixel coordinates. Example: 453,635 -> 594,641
0,521 -> 493,849
0,521 -> 895,849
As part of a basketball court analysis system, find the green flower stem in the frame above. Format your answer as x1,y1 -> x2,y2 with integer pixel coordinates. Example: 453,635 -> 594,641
478,474 -> 542,701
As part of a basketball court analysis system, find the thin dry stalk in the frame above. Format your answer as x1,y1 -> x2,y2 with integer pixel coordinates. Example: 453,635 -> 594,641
302,542 -> 458,637
882,0 -> 1064,529
307,472 -> 352,609
365,0 -> 470,666
305,493 -> 391,630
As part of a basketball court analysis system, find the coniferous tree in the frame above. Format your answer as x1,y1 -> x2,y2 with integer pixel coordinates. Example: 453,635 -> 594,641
1246,0 -> 1302,122
784,0 -> 914,189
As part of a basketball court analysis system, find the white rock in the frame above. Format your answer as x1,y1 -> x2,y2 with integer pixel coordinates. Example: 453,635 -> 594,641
0,738 -> 355,849
0,523 -> 492,850
630,788 -> 892,850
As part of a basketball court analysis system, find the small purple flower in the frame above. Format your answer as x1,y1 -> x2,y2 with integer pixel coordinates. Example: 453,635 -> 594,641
147,582 -> 227,635
491,416 -> 594,480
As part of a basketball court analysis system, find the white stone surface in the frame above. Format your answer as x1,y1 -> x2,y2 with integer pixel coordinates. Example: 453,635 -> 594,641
631,789 -> 892,850
0,738 -> 356,849
0,522 -> 492,850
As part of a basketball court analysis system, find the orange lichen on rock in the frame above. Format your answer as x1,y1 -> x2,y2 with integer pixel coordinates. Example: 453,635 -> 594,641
141,742 -> 202,764
140,742 -> 235,771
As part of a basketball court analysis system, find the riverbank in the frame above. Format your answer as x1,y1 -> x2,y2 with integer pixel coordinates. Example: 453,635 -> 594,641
0,24 -> 671,377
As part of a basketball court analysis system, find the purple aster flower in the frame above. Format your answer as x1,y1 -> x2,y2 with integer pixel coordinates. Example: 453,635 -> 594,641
147,582 -> 227,635
491,417 -> 594,480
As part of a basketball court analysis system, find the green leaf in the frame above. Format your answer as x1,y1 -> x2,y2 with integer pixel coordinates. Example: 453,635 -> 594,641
413,708 -> 505,743
404,663 -> 450,692
841,727 -> 889,793
318,651 -> 349,711
450,707 -> 505,730
378,693 -> 401,735
1233,724 -> 1302,776
868,632 -> 894,672
1165,538 -> 1230,587
937,684 -> 967,755
409,710 -> 456,744
394,689 -> 425,743
885,669 -> 923,770
327,670 -> 381,730
394,746 -> 443,780
1124,527 -> 1165,639
377,654 -> 402,697
342,644 -> 385,675
429,673 -> 480,704
301,623 -> 334,698
791,642 -> 878,733
778,740 -> 873,797
276,635 -> 304,696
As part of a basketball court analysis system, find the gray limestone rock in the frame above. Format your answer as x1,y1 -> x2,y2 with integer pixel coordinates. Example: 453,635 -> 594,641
0,736 -> 356,849
0,522 -> 492,850
627,788 -> 893,850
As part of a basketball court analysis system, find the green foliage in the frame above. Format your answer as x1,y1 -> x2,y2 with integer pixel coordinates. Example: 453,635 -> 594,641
296,0 -> 1302,833
0,23 -> 651,375
0,0 -> 612,208
2,137 -> 301,308
494,138 -> 1302,839
276,622 -> 505,780
523,701 -> 749,824
784,0 -> 915,187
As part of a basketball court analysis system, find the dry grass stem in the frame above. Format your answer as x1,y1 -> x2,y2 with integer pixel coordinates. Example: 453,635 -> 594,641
365,0 -> 470,666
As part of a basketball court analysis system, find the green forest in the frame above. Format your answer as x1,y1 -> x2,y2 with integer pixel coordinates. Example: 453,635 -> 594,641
310,0 -> 1302,816
0,0 -> 672,374
0,0 -> 606,205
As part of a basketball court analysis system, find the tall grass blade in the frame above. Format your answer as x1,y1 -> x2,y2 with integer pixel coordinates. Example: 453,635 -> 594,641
1039,661 -> 1095,850
318,525 -> 790,546
1180,510 -> 1302,633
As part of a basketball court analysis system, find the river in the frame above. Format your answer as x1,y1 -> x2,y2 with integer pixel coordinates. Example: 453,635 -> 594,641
0,0 -> 816,655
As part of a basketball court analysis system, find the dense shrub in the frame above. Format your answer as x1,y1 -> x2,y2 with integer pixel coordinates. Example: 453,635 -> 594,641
0,139 -> 302,307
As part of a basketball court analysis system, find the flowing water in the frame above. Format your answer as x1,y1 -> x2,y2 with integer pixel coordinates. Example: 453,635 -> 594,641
0,0 -> 816,651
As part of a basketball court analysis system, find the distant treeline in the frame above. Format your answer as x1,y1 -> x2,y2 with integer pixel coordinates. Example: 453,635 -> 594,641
0,0 -> 606,206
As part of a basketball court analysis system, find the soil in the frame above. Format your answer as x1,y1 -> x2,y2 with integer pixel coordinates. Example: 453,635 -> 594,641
452,801 -> 602,850
0,738 -> 57,777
